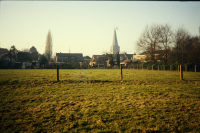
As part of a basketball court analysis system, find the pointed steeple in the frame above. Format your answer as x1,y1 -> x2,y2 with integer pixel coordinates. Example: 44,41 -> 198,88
110,28 -> 120,54
112,28 -> 118,46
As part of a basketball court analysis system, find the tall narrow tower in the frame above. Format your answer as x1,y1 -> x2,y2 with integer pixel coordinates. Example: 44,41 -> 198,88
110,28 -> 120,54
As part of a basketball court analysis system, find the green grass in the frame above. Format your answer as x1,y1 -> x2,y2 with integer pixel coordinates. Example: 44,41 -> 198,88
0,69 -> 200,132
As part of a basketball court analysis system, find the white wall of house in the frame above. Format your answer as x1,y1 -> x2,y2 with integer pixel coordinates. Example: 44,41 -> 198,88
133,55 -> 146,61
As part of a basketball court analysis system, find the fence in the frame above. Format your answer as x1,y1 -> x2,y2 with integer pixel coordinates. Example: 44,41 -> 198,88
127,64 -> 200,72
55,64 -> 199,82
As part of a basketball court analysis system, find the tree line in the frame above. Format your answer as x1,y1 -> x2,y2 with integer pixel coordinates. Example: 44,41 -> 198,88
136,24 -> 200,66
6,30 -> 53,64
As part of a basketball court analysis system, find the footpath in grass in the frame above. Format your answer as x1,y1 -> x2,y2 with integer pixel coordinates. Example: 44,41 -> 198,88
0,69 -> 200,132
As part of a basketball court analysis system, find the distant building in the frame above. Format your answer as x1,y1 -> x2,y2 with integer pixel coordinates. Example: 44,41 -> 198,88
83,56 -> 91,66
29,46 -> 38,62
56,53 -> 84,66
133,51 -> 149,62
0,48 -> 9,62
29,46 -> 38,53
0,48 -> 8,55
0,48 -> 10,69
110,28 -> 120,54
89,55 -> 105,67
134,50 -> 167,62
89,53 -> 136,67
123,59 -> 132,66
17,52 -> 32,62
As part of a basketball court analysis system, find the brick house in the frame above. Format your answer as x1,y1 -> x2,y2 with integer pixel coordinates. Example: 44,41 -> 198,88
56,53 -> 84,66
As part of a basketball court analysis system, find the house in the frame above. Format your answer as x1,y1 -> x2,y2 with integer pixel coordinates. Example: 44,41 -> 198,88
83,56 -> 91,66
123,59 -> 132,66
89,55 -> 106,67
28,46 -> 39,68
0,48 -> 9,61
29,46 -> 38,53
56,53 -> 84,66
0,48 -> 11,69
135,50 -> 167,62
133,54 -> 147,62
106,59 -> 111,67
0,54 -> 10,62
29,46 -> 38,61
113,53 -> 136,62
105,59 -> 118,67
17,52 -> 32,62
0,48 -> 9,62
17,52 -> 32,69
0,48 -> 8,55
90,53 -> 136,67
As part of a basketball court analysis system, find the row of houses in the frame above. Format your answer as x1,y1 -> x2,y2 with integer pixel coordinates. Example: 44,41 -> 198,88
0,46 -> 46,69
1,47 -> 161,69
55,50 -> 167,68
55,52 -> 138,68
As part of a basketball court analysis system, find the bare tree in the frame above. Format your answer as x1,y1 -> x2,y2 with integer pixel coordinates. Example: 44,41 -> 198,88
45,30 -> 53,61
173,26 -> 190,64
102,50 -> 109,55
136,24 -> 161,63
185,36 -> 200,65
159,24 -> 174,64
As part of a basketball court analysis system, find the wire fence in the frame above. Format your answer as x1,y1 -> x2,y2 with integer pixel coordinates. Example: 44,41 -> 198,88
126,64 -> 200,72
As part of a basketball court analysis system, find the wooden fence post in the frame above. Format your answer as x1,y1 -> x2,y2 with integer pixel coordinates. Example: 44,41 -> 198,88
170,65 -> 172,71
163,65 -> 165,71
185,65 -> 187,72
120,64 -> 123,81
152,65 -> 153,70
158,65 -> 159,71
178,65 -> 179,71
180,65 -> 183,80
57,64 -> 59,81
195,65 -> 196,72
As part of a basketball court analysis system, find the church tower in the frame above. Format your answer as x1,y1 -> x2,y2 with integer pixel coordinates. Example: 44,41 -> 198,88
110,28 -> 120,54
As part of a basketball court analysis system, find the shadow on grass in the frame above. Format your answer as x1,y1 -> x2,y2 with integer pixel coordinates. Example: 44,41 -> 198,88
1,78 -> 200,88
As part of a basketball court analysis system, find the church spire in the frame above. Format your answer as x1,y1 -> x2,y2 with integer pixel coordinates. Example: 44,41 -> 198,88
110,27 -> 120,54
112,28 -> 118,46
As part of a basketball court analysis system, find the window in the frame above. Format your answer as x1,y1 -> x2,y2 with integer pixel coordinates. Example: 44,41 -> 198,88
120,57 -> 123,61
71,57 -> 75,59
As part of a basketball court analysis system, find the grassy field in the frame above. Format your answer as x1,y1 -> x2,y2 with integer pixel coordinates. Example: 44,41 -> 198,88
0,69 -> 200,132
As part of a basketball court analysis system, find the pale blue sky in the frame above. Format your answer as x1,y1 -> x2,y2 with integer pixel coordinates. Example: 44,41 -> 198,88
1,1 -> 200,57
